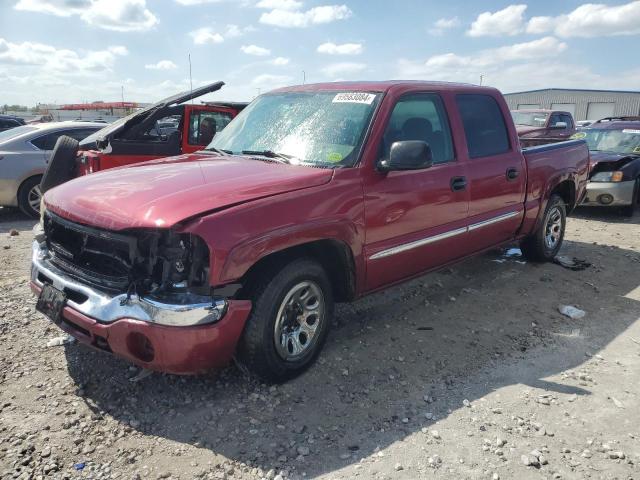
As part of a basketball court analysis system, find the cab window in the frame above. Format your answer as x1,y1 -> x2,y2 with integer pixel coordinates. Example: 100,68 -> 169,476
456,94 -> 510,158
189,111 -> 233,145
381,94 -> 454,164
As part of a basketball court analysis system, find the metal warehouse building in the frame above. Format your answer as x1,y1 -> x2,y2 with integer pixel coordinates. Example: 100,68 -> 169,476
504,88 -> 640,121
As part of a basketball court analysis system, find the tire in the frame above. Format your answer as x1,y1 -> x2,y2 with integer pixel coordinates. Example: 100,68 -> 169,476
17,176 -> 43,218
620,179 -> 639,217
40,135 -> 79,194
520,194 -> 567,262
237,258 -> 334,382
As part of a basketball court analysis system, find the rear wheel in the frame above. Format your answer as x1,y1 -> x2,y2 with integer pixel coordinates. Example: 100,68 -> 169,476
17,176 -> 43,218
621,179 -> 639,217
237,258 -> 333,382
40,135 -> 79,193
520,194 -> 566,262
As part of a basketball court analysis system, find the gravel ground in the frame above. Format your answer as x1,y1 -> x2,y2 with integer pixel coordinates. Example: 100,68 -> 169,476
1,205 -> 639,480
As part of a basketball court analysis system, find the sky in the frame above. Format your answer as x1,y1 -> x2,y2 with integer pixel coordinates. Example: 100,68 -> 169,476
1,0 -> 639,106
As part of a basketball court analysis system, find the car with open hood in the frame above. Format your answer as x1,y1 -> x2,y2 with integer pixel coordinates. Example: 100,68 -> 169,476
32,81 -> 589,382
576,120 -> 640,216
39,81 -> 247,200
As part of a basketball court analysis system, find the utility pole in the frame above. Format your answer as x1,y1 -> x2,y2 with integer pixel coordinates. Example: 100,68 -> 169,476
189,53 -> 194,104
121,86 -> 124,105
302,70 -> 306,85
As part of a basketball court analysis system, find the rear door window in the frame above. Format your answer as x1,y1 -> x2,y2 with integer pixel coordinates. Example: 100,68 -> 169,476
188,110 -> 233,146
381,93 -> 454,164
455,94 -> 510,158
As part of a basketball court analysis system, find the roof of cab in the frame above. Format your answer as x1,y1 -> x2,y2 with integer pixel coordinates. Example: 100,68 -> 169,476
270,80 -> 486,94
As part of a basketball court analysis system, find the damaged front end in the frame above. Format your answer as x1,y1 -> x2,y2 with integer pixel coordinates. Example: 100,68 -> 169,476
32,210 -> 226,326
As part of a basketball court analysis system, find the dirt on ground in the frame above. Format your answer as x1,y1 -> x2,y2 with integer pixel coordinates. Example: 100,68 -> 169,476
1,206 -> 639,480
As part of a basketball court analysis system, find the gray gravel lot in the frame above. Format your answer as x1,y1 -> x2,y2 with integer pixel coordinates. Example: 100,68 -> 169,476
1,206 -> 639,480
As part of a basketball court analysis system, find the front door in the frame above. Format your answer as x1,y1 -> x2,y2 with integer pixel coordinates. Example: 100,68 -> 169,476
363,93 -> 470,291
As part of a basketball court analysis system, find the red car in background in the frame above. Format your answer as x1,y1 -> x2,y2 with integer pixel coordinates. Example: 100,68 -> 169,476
40,81 -> 247,195
512,109 -> 576,147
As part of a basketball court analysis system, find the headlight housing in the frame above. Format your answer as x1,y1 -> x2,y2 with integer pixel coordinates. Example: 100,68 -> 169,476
591,171 -> 624,182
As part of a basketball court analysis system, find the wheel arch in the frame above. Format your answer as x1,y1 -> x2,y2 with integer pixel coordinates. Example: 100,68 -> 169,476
236,238 -> 358,303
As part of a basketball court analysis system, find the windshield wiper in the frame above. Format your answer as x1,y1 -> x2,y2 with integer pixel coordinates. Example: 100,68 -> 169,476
204,147 -> 232,155
241,150 -> 292,164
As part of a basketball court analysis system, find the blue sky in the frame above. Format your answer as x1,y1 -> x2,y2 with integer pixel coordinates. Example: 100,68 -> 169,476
1,0 -> 639,106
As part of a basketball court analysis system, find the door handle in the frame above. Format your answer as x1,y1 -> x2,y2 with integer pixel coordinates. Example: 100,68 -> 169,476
450,176 -> 467,191
506,168 -> 519,180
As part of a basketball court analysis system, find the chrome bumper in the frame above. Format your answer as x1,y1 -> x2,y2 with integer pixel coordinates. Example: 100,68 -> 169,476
581,180 -> 635,207
31,240 -> 227,326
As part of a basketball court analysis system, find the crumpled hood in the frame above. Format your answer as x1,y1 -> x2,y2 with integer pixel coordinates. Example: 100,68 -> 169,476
44,154 -> 333,230
589,151 -> 638,169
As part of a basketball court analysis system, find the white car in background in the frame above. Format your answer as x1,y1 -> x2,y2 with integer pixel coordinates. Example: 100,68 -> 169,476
0,122 -> 104,217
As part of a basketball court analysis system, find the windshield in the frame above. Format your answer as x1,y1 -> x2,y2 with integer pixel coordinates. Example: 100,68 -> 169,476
512,111 -> 549,127
209,91 -> 380,167
0,125 -> 38,144
576,128 -> 640,155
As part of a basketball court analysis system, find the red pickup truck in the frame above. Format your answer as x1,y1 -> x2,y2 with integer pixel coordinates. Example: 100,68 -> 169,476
512,109 -> 577,148
39,81 -> 247,196
32,81 -> 589,382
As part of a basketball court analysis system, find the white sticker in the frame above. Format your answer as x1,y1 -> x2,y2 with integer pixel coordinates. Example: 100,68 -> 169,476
622,129 -> 640,134
332,92 -> 377,105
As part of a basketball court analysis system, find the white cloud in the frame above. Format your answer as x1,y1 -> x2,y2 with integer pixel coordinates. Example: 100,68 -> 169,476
397,37 -> 569,89
271,56 -> 290,65
526,1 -> 640,38
0,37 -> 128,71
241,44 -> 271,56
428,16 -> 460,35
190,27 -> 225,44
174,0 -> 224,4
322,62 -> 366,77
144,60 -> 178,70
317,42 -> 362,55
251,73 -> 293,89
255,0 -> 302,10
189,24 -> 253,44
467,4 -> 527,37
15,0 -> 158,32
260,4 -> 352,28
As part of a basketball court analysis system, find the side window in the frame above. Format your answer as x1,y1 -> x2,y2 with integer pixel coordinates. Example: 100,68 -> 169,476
31,132 -> 59,150
381,94 -> 454,164
63,129 -> 99,142
549,114 -> 562,127
455,94 -> 510,158
189,110 -> 233,145
561,114 -> 573,129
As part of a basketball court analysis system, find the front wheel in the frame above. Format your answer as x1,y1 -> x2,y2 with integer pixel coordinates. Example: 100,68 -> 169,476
520,194 -> 567,262
237,258 -> 333,382
621,179 -> 639,217
17,176 -> 43,218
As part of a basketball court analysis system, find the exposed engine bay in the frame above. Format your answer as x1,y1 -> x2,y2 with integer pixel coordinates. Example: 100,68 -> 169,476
42,211 -> 210,299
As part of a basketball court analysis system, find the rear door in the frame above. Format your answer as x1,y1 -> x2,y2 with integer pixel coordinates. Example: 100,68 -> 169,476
453,93 -> 526,252
363,92 -> 470,291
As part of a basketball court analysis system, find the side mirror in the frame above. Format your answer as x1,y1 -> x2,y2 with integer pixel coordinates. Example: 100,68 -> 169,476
551,121 -> 568,129
379,140 -> 433,172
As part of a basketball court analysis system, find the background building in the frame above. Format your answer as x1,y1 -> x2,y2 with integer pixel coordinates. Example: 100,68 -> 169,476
504,88 -> 640,121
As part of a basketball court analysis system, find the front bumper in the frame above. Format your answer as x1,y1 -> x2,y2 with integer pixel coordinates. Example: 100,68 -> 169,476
581,180 -> 636,207
31,241 -> 251,374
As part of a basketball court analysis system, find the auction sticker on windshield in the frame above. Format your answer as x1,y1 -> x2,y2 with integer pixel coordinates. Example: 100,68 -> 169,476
333,92 -> 377,105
